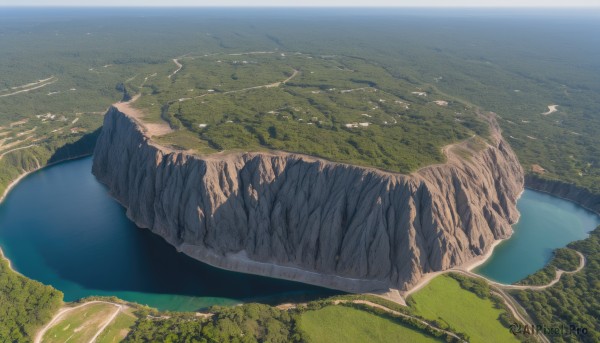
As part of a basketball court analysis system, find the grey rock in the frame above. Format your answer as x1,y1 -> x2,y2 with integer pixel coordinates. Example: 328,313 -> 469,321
525,175 -> 600,215
92,106 -> 524,293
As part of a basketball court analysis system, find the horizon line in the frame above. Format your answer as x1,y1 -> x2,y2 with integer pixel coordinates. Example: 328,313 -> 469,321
2,5 -> 600,8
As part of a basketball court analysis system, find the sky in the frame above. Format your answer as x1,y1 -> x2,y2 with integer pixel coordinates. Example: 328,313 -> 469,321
1,0 -> 599,7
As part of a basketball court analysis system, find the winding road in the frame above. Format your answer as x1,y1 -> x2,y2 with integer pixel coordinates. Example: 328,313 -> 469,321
447,251 -> 585,343
168,59 -> 183,79
34,301 -> 123,343
333,299 -> 466,342
460,251 -> 586,291
0,144 -> 38,160
34,250 -> 583,343
0,77 -> 57,98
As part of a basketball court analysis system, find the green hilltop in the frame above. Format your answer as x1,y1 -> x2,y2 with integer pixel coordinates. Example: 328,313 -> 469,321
129,52 -> 488,173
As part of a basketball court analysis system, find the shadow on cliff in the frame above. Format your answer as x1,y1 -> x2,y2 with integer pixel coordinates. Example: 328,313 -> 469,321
48,128 -> 102,164
5,151 -> 339,309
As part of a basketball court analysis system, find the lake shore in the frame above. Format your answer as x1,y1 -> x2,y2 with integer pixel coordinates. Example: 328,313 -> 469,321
0,246 -> 23,277
0,153 -> 94,279
0,153 -> 93,204
401,237 -> 508,299
402,188 -> 525,299
0,171 -> 33,204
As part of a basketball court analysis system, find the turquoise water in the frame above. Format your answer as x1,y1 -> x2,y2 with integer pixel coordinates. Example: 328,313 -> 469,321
0,157 -> 337,311
475,189 -> 600,284
2,158 -> 598,310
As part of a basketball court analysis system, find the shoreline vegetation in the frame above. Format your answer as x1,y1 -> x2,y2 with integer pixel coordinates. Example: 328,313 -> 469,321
0,246 -> 63,343
1,9 -> 600,342
0,155 -> 596,342
97,97 -> 524,299
127,52 -> 491,174
0,148 -> 515,343
0,152 -> 92,204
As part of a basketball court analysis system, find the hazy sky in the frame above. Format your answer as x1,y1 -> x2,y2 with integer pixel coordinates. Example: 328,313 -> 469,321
1,0 -> 599,7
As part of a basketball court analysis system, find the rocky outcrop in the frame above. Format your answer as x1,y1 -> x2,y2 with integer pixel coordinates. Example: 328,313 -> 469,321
92,106 -> 524,293
525,175 -> 600,215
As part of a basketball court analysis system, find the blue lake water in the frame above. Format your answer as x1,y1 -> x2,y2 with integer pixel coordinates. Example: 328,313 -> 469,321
0,157 -> 337,311
475,189 -> 600,283
1,157 -> 599,311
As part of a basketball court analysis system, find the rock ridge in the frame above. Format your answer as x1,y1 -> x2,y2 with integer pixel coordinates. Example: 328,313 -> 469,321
525,175 -> 600,215
92,106 -> 524,293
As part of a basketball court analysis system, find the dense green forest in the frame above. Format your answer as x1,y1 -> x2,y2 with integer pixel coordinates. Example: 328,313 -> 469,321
0,8 -> 599,342
119,273 -> 527,342
133,52 -> 487,172
514,227 -> 600,343
516,248 -> 581,286
123,295 -> 466,343
2,8 -> 599,188
124,304 -> 304,343
0,255 -> 63,342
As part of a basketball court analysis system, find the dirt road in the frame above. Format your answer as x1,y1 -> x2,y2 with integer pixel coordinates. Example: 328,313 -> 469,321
34,301 -> 123,343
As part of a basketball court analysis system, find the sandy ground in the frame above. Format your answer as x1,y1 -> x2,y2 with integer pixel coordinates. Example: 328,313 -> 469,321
531,164 -> 546,174
113,95 -> 173,137
403,234 -> 507,299
542,104 -> 558,115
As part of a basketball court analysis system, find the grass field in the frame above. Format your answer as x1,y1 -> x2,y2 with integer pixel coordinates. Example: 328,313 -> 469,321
408,275 -> 518,343
42,302 -> 120,343
299,305 -> 442,343
95,309 -> 137,343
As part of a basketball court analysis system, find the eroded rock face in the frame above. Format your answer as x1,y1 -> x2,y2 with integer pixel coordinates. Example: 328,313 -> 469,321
525,175 -> 600,215
92,106 -> 524,293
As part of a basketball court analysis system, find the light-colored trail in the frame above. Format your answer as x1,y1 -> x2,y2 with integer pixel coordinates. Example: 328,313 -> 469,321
221,69 -> 299,94
332,299 -> 466,342
170,69 -> 300,107
1,76 -> 54,92
0,78 -> 57,97
542,104 -> 558,115
228,51 -> 276,56
0,144 -> 37,159
87,304 -> 123,343
34,301 -> 122,343
168,59 -> 183,79
460,250 -> 585,290
405,250 -> 585,300
402,250 -> 584,343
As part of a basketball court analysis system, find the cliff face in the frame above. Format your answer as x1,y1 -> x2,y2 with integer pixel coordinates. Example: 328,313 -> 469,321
525,175 -> 600,215
92,106 -> 524,293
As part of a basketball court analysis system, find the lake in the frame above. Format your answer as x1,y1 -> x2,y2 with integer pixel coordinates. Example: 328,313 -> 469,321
0,157 -> 337,311
475,189 -> 600,283
1,157 -> 598,311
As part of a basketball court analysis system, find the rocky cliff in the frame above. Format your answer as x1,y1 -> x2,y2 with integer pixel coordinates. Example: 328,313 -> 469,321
525,175 -> 600,215
92,106 -> 524,293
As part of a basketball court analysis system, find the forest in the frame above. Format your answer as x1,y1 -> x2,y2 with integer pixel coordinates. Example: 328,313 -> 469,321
514,227 -> 600,343
0,8 -> 599,342
0,256 -> 63,343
